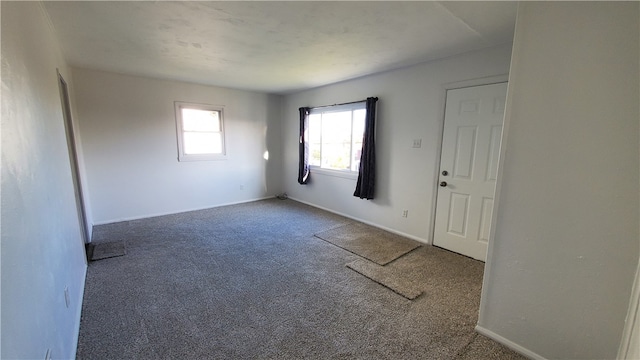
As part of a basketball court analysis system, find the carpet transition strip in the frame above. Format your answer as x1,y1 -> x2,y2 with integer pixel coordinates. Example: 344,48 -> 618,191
346,259 -> 423,300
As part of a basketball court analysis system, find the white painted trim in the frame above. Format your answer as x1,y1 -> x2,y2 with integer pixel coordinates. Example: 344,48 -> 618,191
309,166 -> 358,180
70,266 -> 87,359
443,74 -> 510,91
174,101 -> 227,162
426,84 -> 448,246
288,196 -> 429,245
618,261 -> 640,359
475,325 -> 546,360
92,196 -> 274,226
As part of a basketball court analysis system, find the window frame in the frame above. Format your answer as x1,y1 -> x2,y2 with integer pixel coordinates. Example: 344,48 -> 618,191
174,101 -> 226,162
308,101 -> 366,179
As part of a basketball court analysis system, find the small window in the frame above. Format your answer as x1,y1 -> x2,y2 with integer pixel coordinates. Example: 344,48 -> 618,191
175,102 -> 226,161
308,102 -> 366,173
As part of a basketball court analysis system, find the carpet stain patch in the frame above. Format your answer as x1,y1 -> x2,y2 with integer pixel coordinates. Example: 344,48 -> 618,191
346,259 -> 423,300
90,241 -> 126,261
315,222 -> 421,265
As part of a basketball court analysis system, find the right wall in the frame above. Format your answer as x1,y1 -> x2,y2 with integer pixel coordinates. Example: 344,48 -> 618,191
478,3 -> 639,359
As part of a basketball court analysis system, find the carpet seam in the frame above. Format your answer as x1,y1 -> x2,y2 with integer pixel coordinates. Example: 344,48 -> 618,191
382,245 -> 422,266
313,223 -> 422,266
451,331 -> 479,359
314,234 -> 394,266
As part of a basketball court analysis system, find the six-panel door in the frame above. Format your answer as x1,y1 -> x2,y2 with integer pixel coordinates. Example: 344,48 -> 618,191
433,82 -> 508,261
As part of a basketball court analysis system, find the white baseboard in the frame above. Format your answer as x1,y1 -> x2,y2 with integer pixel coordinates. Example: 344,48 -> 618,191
288,196 -> 429,245
475,325 -> 546,360
91,196 -> 274,227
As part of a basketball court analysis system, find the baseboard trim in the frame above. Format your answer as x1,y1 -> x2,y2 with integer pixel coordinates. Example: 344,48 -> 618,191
91,196 -> 275,227
475,325 -> 546,360
288,197 -> 429,245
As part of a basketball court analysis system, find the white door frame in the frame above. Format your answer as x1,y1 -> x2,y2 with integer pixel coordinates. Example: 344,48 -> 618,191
57,70 -> 90,248
428,74 -> 509,246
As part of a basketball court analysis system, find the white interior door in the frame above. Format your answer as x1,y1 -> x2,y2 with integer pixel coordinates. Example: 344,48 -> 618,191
433,82 -> 507,261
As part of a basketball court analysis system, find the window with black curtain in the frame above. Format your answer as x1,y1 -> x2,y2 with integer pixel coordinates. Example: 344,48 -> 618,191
353,97 -> 378,199
298,97 -> 378,199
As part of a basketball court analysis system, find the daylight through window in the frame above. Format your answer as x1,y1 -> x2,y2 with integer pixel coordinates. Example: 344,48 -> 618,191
308,102 -> 366,172
175,102 -> 225,161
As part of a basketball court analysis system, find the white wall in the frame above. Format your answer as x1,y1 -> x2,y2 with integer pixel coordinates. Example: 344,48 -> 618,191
478,3 -> 639,359
1,2 -> 88,359
72,68 -> 283,224
282,45 -> 512,242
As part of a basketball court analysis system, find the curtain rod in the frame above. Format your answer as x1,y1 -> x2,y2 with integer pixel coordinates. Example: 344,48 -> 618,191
310,97 -> 377,110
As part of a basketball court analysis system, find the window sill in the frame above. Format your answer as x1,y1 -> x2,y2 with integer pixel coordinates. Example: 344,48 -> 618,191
178,154 -> 227,162
310,167 -> 358,180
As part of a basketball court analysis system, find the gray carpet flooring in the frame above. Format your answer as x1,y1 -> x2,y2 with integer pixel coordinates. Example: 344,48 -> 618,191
89,240 -> 126,261
345,259 -> 423,300
76,198 -> 526,359
314,222 -> 422,265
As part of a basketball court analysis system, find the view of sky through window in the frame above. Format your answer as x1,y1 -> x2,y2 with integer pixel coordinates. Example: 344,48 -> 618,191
309,106 -> 365,172
181,108 -> 223,155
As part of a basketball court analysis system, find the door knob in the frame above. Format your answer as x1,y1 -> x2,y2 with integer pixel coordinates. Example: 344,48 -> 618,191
440,181 -> 447,187
442,170 -> 448,176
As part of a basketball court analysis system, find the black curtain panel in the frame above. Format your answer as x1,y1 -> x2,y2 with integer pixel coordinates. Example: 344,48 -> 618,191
298,107 -> 311,184
354,97 -> 378,199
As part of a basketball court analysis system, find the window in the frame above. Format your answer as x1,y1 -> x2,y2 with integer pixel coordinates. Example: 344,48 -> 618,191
175,102 -> 225,161
308,102 -> 366,173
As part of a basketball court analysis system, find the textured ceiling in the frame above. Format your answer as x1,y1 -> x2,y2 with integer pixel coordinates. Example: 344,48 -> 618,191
43,1 -> 517,94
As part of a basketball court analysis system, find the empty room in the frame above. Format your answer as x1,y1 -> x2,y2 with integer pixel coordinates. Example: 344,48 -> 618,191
1,1 -> 639,359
